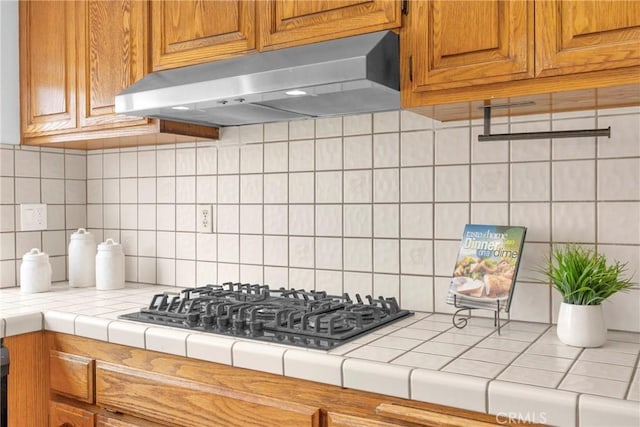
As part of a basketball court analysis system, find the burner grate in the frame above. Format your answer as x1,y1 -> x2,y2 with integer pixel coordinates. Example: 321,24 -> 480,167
120,282 -> 413,350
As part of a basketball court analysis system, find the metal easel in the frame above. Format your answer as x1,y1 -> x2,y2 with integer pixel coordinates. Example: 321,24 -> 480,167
452,294 -> 503,335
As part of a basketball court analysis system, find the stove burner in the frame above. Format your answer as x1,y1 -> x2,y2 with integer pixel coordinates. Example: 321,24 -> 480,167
120,282 -> 412,350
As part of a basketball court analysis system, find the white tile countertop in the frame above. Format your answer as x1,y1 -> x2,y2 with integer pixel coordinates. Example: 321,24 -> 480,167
0,283 -> 638,427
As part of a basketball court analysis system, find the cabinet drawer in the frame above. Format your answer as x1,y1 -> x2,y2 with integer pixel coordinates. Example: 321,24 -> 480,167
328,411 -> 405,426
49,400 -> 95,427
50,350 -> 95,403
96,361 -> 320,427
96,413 -> 166,427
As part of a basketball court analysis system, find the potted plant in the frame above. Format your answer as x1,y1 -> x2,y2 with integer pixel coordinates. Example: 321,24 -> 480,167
541,244 -> 634,347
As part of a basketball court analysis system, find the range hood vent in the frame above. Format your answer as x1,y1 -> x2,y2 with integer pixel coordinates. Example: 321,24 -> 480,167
115,31 -> 399,127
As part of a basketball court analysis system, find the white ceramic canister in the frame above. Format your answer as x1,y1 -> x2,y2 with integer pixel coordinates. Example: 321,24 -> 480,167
96,239 -> 125,290
20,248 -> 52,294
68,228 -> 96,287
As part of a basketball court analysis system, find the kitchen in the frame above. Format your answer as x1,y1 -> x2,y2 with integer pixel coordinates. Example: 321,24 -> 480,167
0,1 -> 639,426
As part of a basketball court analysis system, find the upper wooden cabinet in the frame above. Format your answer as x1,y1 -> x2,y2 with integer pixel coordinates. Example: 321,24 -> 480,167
77,0 -> 149,130
407,0 -> 533,92
19,1 -> 217,149
20,0 -> 151,142
535,0 -> 640,77
150,0 -> 401,71
402,0 -> 640,118
20,0 -> 77,136
151,0 -> 256,71
257,0 -> 401,50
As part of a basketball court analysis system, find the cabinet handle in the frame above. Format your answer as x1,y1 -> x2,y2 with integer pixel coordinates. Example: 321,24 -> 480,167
376,403 -> 497,427
60,423 -> 74,427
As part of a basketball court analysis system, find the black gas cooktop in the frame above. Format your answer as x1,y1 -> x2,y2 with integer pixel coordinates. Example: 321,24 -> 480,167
120,283 -> 412,350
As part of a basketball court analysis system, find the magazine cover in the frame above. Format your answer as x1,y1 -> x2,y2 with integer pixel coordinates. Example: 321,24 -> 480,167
446,224 -> 527,312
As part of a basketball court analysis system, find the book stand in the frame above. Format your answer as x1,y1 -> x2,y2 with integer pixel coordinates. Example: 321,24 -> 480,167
452,294 -> 502,335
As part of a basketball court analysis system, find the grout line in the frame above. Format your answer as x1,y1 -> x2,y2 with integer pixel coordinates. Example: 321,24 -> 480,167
623,350 -> 640,399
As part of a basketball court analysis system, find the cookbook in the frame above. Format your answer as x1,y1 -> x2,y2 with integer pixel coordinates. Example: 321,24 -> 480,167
446,224 -> 527,312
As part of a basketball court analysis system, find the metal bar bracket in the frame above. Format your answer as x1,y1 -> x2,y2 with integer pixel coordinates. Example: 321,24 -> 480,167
479,103 -> 611,142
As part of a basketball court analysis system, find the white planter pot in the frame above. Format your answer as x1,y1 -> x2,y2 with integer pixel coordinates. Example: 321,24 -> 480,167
557,302 -> 607,348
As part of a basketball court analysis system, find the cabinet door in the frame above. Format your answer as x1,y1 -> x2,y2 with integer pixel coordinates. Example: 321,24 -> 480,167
49,400 -> 95,427
96,361 -> 320,427
535,0 -> 640,77
20,1 -> 77,136
151,0 -> 256,71
258,0 -> 400,50
406,0 -> 534,92
50,350 -> 95,404
77,0 -> 149,130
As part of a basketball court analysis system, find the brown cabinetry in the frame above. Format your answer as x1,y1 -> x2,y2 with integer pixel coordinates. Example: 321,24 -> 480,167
77,0 -> 149,130
151,0 -> 256,71
257,0 -> 400,50
328,412 -> 404,426
406,0 -> 533,92
402,0 -> 640,121
50,400 -> 95,427
49,350 -> 95,404
150,0 -> 401,71
4,332 -> 48,427
20,0 -> 77,136
19,1 -> 216,149
41,332 -> 509,427
535,0 -> 640,77
20,0 -> 151,141
96,414 -> 164,427
96,361 -> 320,426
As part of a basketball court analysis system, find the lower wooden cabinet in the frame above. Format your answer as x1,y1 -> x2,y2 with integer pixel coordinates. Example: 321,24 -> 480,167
95,413 -> 166,427
49,351 -> 95,404
42,332 -> 517,427
95,361 -> 320,427
328,412 -> 405,427
50,400 -> 95,427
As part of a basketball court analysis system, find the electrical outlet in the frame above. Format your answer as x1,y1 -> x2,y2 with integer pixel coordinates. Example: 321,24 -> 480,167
20,204 -> 47,231
197,204 -> 214,233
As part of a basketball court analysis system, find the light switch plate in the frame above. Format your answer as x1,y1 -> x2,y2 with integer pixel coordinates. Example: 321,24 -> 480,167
20,204 -> 47,231
197,204 -> 214,233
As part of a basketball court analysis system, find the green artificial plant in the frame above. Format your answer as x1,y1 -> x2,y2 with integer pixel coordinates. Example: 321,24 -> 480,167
542,245 -> 634,305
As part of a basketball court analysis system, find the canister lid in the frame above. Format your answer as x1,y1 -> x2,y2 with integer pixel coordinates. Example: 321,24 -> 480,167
98,238 -> 122,252
22,248 -> 49,261
71,228 -> 94,240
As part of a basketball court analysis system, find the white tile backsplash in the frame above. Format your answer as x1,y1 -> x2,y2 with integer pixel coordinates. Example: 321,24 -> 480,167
264,122 -> 289,143
0,110 -> 636,330
373,133 -> 399,167
510,162 -> 550,201
598,113 -> 640,158
471,164 -> 509,201
401,167 -> 432,202
289,139 -> 314,171
435,126 -> 470,165
401,130 -> 433,167
552,117 -> 597,160
435,165 -> 469,202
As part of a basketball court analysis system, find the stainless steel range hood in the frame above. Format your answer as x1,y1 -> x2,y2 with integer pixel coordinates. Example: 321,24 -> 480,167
115,31 -> 399,127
